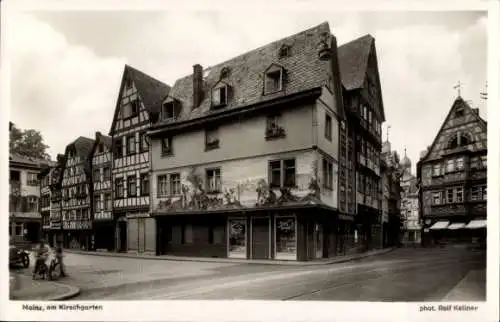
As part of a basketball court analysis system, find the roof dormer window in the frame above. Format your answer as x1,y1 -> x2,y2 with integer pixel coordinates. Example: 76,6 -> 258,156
264,64 -> 285,95
212,85 -> 228,108
279,44 -> 290,58
161,102 -> 176,121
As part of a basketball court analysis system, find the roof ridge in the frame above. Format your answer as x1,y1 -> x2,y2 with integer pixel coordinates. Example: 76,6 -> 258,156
125,64 -> 170,88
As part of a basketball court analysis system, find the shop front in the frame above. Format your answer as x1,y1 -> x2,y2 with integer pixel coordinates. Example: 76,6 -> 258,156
155,206 -> 340,262
62,220 -> 92,250
92,220 -> 116,251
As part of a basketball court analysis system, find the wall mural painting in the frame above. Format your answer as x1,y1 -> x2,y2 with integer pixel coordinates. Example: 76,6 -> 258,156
157,161 -> 322,213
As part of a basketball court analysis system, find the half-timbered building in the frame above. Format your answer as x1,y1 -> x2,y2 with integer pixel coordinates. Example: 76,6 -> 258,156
60,136 -> 95,250
109,65 -> 171,253
39,165 -> 54,243
148,22 -> 348,261
48,155 -> 65,246
338,34 -> 387,252
90,132 -> 114,251
418,96 -> 487,246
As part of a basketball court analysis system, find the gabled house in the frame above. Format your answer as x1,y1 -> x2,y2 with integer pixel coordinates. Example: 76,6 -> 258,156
90,131 -> 114,251
417,96 -> 487,245
147,22 -> 346,261
338,34 -> 386,252
109,65 -> 171,253
59,136 -> 95,250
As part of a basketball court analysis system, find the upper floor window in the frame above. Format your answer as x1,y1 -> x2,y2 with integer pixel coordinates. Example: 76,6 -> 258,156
206,168 -> 222,193
27,196 -> 38,212
139,131 -> 148,153
161,102 -> 176,121
471,185 -> 487,201
322,158 -> 334,190
93,169 -> 100,182
122,100 -> 139,119
211,83 -> 228,108
94,194 -> 100,211
126,135 -> 136,155
325,113 -> 332,141
447,132 -> 472,149
98,144 -> 104,154
113,138 -> 123,158
205,127 -> 220,150
264,65 -> 285,95
269,159 -> 296,188
103,167 -> 111,181
140,173 -> 149,196
127,175 -> 137,197
481,155 -> 487,168
115,178 -> 124,199
157,173 -> 181,197
27,172 -> 39,186
368,110 -> 372,125
161,137 -> 173,156
432,163 -> 442,176
446,186 -> 463,203
432,191 -> 442,205
455,157 -> 464,171
266,114 -> 285,139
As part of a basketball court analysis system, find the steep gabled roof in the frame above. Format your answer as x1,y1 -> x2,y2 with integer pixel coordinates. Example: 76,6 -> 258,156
60,136 -> 95,181
420,96 -> 487,163
90,131 -> 112,157
9,152 -> 53,169
109,65 -> 171,135
152,22 -> 333,128
338,34 -> 374,91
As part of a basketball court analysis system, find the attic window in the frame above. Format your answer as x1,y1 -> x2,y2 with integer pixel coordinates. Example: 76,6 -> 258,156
212,84 -> 228,108
279,45 -> 290,58
264,66 -> 284,95
125,78 -> 133,89
98,144 -> 104,154
220,67 -> 230,79
122,100 -> 139,119
455,106 -> 464,118
161,102 -> 176,121
447,132 -> 472,149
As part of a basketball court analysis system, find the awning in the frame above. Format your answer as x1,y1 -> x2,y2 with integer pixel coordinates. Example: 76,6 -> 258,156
447,223 -> 466,230
465,220 -> 487,229
429,221 -> 450,230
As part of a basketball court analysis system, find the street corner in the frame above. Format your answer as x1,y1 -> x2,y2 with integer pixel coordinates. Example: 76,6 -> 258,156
10,273 -> 81,301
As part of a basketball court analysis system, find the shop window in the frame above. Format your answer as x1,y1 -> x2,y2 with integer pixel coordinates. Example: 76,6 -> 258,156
275,216 -> 296,260
209,225 -> 225,245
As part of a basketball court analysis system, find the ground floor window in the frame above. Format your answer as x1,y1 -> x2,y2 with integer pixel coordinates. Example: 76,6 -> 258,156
275,216 -> 297,260
228,218 -> 246,258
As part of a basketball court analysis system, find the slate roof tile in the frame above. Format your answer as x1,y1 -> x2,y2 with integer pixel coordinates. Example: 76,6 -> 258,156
154,22 -> 333,127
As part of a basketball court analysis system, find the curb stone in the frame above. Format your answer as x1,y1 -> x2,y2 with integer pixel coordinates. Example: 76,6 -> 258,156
46,283 -> 81,301
62,247 -> 396,266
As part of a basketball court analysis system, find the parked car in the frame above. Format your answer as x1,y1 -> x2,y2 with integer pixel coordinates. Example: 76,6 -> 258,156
9,244 -> 30,268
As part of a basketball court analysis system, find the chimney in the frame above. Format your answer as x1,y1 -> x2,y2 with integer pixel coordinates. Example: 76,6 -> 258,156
193,64 -> 204,108
96,131 -> 102,138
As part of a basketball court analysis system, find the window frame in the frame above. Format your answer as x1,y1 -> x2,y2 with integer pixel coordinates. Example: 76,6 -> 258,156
114,138 -> 123,158
127,175 -> 137,197
114,178 -> 124,199
206,168 -> 222,193
169,173 -> 182,196
211,84 -> 228,108
161,102 -> 176,121
322,158 -> 333,190
263,67 -> 284,95
126,135 -> 136,155
268,158 -> 296,189
140,173 -> 150,196
205,127 -> 220,150
157,174 -> 169,197
27,172 -> 39,186
161,137 -> 173,156
325,113 -> 332,141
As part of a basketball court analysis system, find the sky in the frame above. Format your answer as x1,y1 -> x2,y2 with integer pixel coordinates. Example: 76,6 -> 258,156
7,9 -> 488,174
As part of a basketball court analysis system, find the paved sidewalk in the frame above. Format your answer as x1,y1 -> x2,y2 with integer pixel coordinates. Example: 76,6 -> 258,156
10,273 -> 80,301
63,247 -> 395,266
442,269 -> 486,301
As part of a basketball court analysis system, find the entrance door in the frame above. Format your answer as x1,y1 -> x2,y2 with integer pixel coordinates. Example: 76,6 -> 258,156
119,221 -> 127,252
252,217 -> 270,260
315,223 -> 323,259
